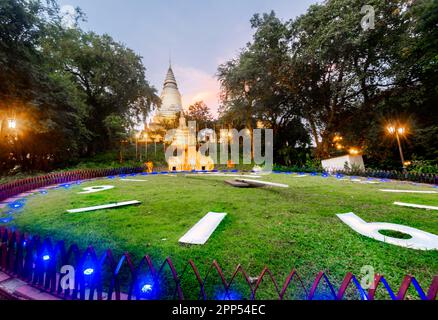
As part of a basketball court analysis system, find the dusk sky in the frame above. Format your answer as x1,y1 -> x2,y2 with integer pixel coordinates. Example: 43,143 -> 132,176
58,0 -> 319,116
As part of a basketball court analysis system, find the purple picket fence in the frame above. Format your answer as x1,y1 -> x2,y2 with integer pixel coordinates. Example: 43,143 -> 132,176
0,167 -> 144,203
0,228 -> 436,300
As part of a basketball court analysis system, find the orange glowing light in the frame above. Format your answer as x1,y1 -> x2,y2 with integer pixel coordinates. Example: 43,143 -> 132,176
349,148 -> 360,156
8,119 -> 16,129
387,126 -> 396,134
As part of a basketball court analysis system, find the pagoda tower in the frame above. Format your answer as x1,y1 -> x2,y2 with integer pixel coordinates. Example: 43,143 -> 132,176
154,65 -> 183,123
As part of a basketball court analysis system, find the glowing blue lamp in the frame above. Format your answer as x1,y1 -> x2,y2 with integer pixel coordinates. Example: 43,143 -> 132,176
9,202 -> 24,210
216,290 -> 242,301
141,284 -> 153,294
83,268 -> 94,276
0,217 -> 13,224
42,254 -> 50,261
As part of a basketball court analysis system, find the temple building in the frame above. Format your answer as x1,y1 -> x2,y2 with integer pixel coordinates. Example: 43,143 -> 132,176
147,63 -> 214,171
150,65 -> 183,127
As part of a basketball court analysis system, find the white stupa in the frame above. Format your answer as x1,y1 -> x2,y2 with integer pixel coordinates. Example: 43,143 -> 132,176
154,64 -> 183,122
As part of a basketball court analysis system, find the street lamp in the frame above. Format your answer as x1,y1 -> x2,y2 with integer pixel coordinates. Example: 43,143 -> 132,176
387,125 -> 407,172
135,132 -> 142,161
349,148 -> 360,156
8,119 -> 16,129
143,133 -> 148,161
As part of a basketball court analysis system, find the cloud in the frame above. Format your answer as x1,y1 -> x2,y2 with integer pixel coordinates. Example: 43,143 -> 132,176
172,65 -> 221,118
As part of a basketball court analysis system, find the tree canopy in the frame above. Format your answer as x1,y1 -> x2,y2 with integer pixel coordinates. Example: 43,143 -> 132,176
218,0 -> 438,169
0,0 -> 159,172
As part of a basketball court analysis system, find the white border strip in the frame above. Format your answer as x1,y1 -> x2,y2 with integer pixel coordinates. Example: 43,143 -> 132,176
381,190 -> 437,194
67,201 -> 141,213
394,202 -> 438,211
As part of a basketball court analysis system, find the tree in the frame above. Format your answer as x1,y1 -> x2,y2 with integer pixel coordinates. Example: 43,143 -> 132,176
218,1 -> 437,168
0,0 -> 90,171
186,101 -> 214,129
217,11 -> 310,164
42,28 -> 160,154
0,0 -> 159,173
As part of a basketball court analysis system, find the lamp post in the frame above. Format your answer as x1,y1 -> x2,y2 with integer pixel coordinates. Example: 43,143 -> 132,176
135,132 -> 142,162
388,125 -> 407,172
143,133 -> 148,161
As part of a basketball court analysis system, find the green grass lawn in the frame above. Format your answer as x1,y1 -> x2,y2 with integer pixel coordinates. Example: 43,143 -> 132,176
4,174 -> 438,299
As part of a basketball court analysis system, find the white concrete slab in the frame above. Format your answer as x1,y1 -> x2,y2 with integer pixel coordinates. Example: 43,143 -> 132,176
293,175 -> 308,178
67,201 -> 141,213
337,212 -> 438,250
394,202 -> 438,211
179,212 -> 227,245
236,179 -> 289,188
120,179 -> 148,182
79,186 -> 114,194
380,189 -> 437,194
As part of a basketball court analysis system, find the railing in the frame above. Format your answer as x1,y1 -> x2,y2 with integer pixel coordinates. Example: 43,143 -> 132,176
0,167 -> 145,203
273,167 -> 438,185
335,169 -> 438,185
0,228 -> 436,300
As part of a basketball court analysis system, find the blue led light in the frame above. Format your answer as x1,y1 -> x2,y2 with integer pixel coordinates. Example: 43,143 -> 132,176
130,173 -> 137,177
40,190 -> 48,195
83,268 -> 94,276
9,202 -> 24,210
42,255 -> 50,261
141,284 -> 153,294
107,176 -> 116,179
22,241 -> 27,247
0,217 -> 13,224
216,290 -> 242,301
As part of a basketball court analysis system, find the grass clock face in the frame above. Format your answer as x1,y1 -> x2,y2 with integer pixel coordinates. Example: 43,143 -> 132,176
3,173 -> 438,299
